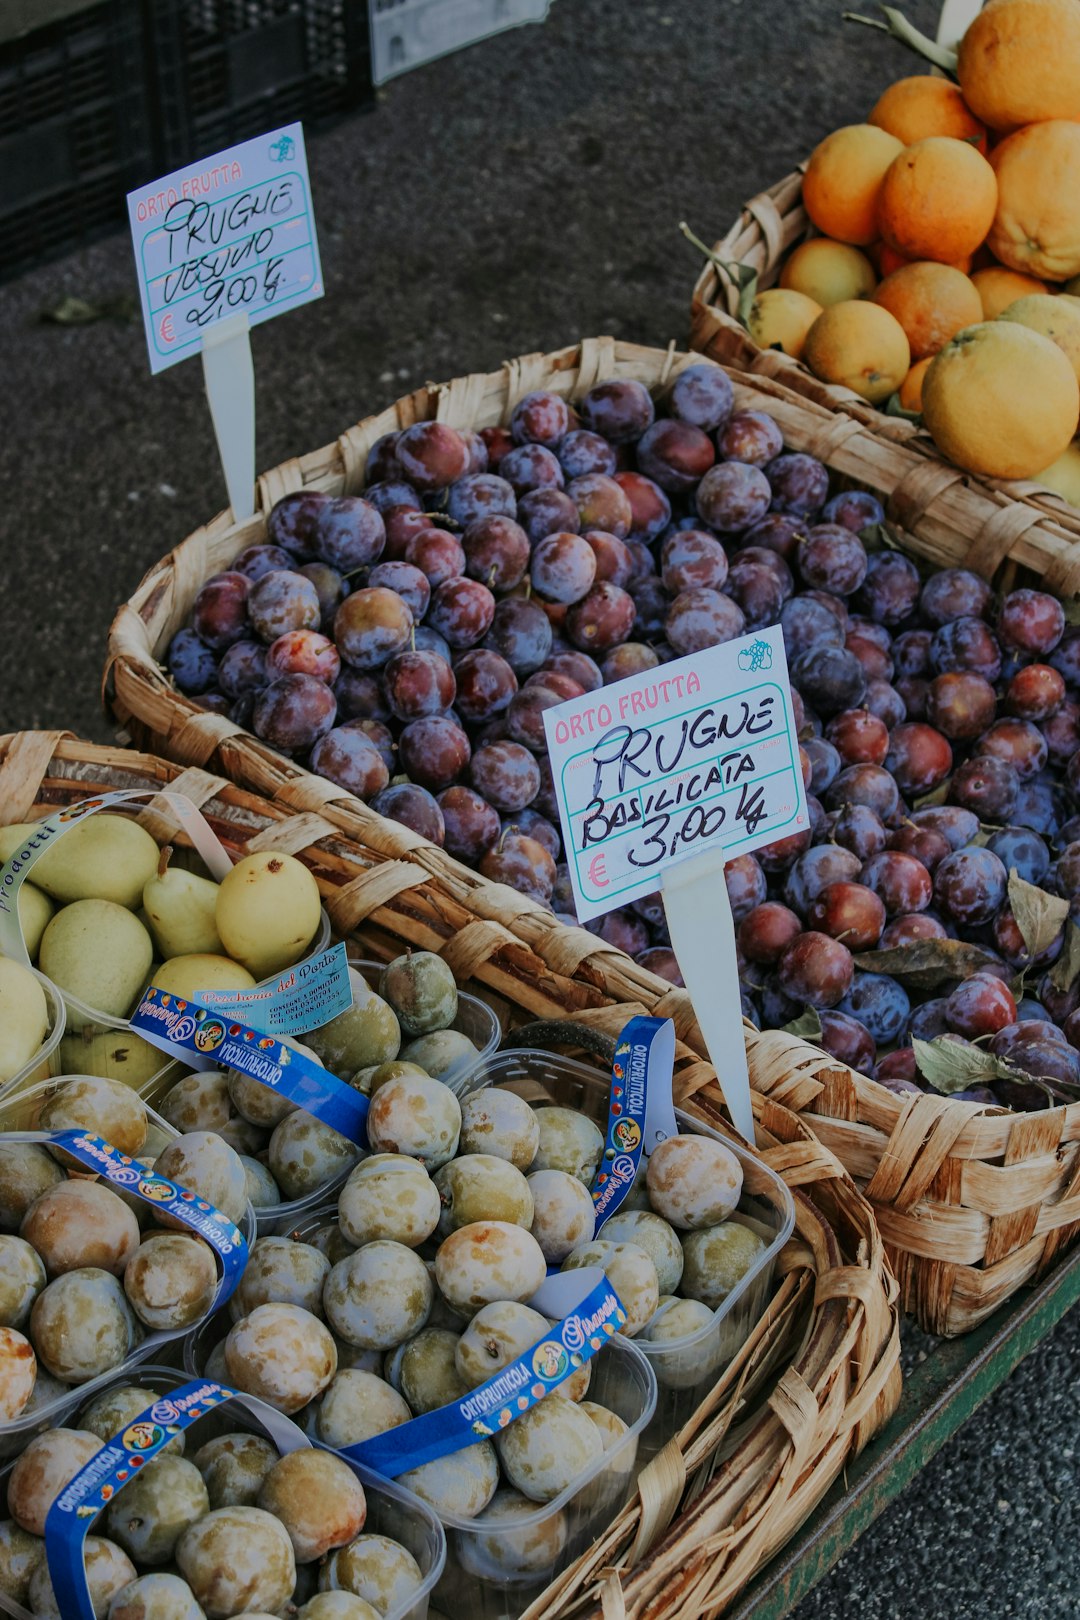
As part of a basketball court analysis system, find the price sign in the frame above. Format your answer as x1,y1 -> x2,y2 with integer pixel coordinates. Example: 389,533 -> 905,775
127,123 -> 323,375
543,626 -> 806,1147
543,627 -> 807,924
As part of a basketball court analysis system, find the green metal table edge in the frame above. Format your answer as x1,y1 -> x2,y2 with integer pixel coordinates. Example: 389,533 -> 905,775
727,1243 -> 1080,1620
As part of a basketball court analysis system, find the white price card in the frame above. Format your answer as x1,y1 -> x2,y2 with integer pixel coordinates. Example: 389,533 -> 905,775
127,123 -> 323,375
543,626 -> 807,924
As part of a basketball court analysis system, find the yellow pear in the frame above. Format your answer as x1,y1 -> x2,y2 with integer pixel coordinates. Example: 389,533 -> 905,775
143,846 -> 223,959
0,958 -> 49,1081
153,954 -> 256,1001
39,899 -> 154,1021
215,852 -> 321,980
19,884 -> 53,961
31,814 -> 160,910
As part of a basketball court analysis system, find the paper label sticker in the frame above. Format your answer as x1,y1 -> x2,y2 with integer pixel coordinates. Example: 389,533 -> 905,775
44,1379 -> 307,1620
590,1016 -> 677,1235
130,985 -> 369,1143
127,122 -> 323,374
196,942 -> 352,1036
346,1269 -> 624,1477
542,627 -> 807,922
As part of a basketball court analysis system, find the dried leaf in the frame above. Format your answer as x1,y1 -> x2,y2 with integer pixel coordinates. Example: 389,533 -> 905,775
853,939 -> 1002,990
37,294 -> 138,326
1050,921 -> 1080,993
1007,870 -> 1069,960
912,780 -> 950,809
782,1006 -> 822,1040
912,1037 -> 1021,1096
1062,596 -> 1080,628
884,392 -> 921,423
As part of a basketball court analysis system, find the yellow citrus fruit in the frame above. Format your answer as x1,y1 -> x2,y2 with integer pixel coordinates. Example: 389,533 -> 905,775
746,289 -> 824,358
877,138 -> 997,265
970,265 -> 1049,318
899,358 -> 933,413
997,293 -> 1080,380
802,300 -> 911,403
779,239 -> 877,306
989,121 -> 1080,280
1033,440 -> 1080,503
922,321 -> 1080,479
869,74 -> 987,151
803,124 -> 905,246
872,261 -> 983,359
957,0 -> 1080,132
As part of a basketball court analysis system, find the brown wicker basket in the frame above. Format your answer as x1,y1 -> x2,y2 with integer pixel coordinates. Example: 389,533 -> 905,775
687,174 -> 1080,562
104,336 -> 1080,1335
0,730 -> 899,1618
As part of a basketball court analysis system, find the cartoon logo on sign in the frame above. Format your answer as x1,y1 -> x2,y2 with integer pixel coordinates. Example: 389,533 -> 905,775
612,1118 -> 641,1153
121,1421 -> 163,1453
194,1020 -> 226,1054
137,1178 -> 175,1204
737,639 -> 773,673
532,1341 -> 568,1382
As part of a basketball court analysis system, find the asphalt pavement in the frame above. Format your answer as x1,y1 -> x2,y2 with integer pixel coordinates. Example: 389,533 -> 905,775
1,0 -> 1077,1613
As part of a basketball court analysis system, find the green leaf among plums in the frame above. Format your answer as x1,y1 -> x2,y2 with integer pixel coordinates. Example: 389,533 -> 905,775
1050,922 -> 1080,994
912,1038 -> 1019,1097
782,1006 -> 823,1040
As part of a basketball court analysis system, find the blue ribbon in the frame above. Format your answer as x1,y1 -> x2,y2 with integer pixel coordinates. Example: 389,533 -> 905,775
346,1271 -> 624,1477
44,1379 -> 306,1620
590,1015 -> 677,1236
130,985 -> 369,1143
47,1129 -> 248,1291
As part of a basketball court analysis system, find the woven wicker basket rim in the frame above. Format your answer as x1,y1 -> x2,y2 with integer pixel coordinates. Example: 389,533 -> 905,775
0,728 -> 900,1618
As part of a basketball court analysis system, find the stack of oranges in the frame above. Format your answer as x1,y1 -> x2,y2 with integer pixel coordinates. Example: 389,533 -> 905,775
753,0 -> 1080,488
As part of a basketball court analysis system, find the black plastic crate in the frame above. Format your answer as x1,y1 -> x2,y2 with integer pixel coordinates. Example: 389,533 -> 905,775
150,0 -> 374,171
0,0 -> 158,281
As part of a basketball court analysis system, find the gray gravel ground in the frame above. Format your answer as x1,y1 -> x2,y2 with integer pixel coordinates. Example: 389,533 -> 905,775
1,0 -> 1078,1613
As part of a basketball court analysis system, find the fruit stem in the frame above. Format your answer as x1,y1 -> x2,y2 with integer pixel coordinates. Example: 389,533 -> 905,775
843,7 -> 959,73
157,844 -> 172,878
679,223 -> 759,323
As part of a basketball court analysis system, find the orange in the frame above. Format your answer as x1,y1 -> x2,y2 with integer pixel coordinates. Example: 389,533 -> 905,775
746,289 -> 823,359
802,301 -> 911,403
957,0 -> 1080,133
971,265 -> 1049,318
869,75 -> 987,152
877,138 -> 997,265
998,294 -> 1080,380
989,121 -> 1080,280
921,321 -> 1079,479
779,239 -> 877,306
877,243 -> 974,277
803,125 -> 905,246
899,358 -> 933,413
872,262 -> 983,359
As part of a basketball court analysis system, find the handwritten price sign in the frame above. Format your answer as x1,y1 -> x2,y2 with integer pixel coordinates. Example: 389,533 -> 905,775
543,627 -> 807,923
127,124 -> 323,375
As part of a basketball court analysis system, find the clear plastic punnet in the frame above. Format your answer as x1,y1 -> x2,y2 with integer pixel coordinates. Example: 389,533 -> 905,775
0,1077 -> 256,1458
477,1049 -> 797,1435
138,949 -> 499,1235
434,1336 -> 655,1619
0,967 -> 65,1103
0,1364 -> 446,1620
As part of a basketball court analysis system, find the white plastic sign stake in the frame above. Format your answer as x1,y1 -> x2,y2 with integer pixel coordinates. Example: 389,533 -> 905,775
127,123 -> 323,518
542,626 -> 808,1146
201,312 -> 256,520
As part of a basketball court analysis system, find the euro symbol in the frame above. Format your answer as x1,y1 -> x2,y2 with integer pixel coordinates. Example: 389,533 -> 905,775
588,854 -> 609,889
160,314 -> 175,343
